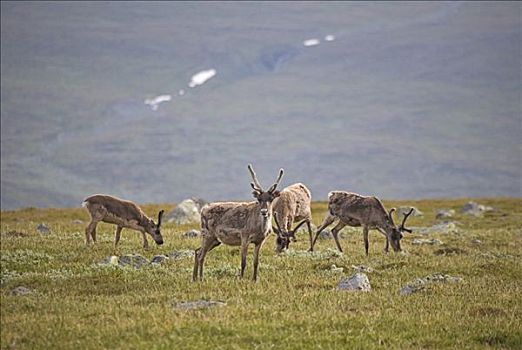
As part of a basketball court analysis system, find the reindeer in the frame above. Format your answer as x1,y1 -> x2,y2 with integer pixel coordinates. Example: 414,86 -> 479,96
193,164 -> 284,281
310,191 -> 413,255
271,183 -> 314,253
82,194 -> 164,248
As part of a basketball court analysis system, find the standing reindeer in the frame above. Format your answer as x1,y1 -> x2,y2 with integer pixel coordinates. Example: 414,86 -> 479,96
310,191 -> 413,255
271,183 -> 314,253
193,164 -> 284,281
82,194 -> 164,248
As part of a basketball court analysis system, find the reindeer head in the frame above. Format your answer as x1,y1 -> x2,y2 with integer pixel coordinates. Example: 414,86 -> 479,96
386,208 -> 414,252
248,164 -> 284,219
272,212 -> 306,253
144,210 -> 165,245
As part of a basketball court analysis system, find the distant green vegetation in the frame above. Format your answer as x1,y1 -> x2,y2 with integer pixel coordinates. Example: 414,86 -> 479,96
1,198 -> 521,349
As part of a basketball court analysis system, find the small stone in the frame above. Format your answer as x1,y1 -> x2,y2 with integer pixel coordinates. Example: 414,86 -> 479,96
318,229 -> 332,240
412,238 -> 443,245
72,219 -> 84,225
151,255 -> 169,264
118,254 -> 149,268
399,273 -> 463,296
182,229 -> 201,238
174,300 -> 226,310
351,265 -> 374,273
329,264 -> 344,273
10,286 -> 32,296
461,201 -> 494,217
471,239 -> 482,245
36,223 -> 50,234
399,284 -> 421,296
396,206 -> 423,219
168,250 -> 195,260
436,209 -> 455,219
338,273 -> 371,292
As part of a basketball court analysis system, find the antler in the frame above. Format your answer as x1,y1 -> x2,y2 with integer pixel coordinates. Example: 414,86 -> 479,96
247,164 -> 263,191
399,208 -> 414,233
388,208 -> 396,221
267,168 -> 284,193
289,219 -> 307,241
157,209 -> 165,227
273,212 -> 284,237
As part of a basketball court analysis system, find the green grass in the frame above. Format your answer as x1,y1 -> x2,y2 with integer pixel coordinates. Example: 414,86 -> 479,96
1,198 -> 521,349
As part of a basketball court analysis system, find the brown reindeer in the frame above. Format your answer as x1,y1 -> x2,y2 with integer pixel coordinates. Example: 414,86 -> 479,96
82,194 -> 164,248
193,164 -> 284,281
310,191 -> 413,255
271,183 -> 313,253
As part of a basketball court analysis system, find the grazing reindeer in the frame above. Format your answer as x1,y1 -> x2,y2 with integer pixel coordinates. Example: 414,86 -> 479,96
310,191 -> 413,255
82,194 -> 164,248
193,164 -> 284,281
272,183 -> 314,252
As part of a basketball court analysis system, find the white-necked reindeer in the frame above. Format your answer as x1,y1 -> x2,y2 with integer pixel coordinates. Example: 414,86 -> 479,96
271,183 -> 313,253
310,191 -> 413,255
193,164 -> 284,281
82,194 -> 164,248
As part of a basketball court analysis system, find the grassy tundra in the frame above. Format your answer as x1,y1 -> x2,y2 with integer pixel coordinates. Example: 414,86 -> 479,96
1,198 -> 521,349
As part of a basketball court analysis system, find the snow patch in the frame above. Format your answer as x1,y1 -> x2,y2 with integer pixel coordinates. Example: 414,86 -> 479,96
303,38 -> 320,47
188,69 -> 217,88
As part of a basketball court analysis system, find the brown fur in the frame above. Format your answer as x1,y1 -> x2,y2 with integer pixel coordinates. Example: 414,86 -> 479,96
82,194 -> 164,248
193,165 -> 283,282
311,191 -> 410,255
272,183 -> 313,251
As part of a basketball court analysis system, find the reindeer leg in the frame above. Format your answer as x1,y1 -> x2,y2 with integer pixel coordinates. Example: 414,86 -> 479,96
252,241 -> 265,281
376,228 -> 389,253
114,226 -> 123,247
240,239 -> 249,279
306,220 -> 314,249
195,238 -> 221,281
363,226 -> 370,256
310,213 -> 337,252
85,220 -> 98,245
193,247 -> 201,281
141,231 -> 149,249
331,221 -> 347,253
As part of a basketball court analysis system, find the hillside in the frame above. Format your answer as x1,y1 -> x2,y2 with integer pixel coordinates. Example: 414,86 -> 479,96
1,198 -> 521,349
1,2 -> 521,209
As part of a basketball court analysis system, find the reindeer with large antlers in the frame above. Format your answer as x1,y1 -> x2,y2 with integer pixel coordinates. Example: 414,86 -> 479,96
310,191 -> 414,255
193,164 -> 284,281
82,194 -> 165,248
271,183 -> 314,253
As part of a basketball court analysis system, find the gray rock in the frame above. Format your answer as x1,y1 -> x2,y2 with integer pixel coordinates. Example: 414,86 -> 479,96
436,209 -> 455,219
399,273 -> 463,296
399,284 -> 421,296
118,254 -> 149,268
72,219 -> 84,225
98,255 -> 119,266
461,201 -> 494,217
413,222 -> 459,235
165,199 -> 205,224
36,223 -> 50,234
318,229 -> 332,240
10,286 -> 32,296
168,250 -> 195,260
174,300 -> 226,310
151,255 -> 169,264
338,273 -> 371,292
351,265 -> 374,273
182,229 -> 201,238
396,206 -> 423,219
411,238 -> 443,245
471,239 -> 482,245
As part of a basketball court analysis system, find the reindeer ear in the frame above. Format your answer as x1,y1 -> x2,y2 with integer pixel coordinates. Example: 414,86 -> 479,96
157,210 -> 165,227
272,190 -> 281,198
